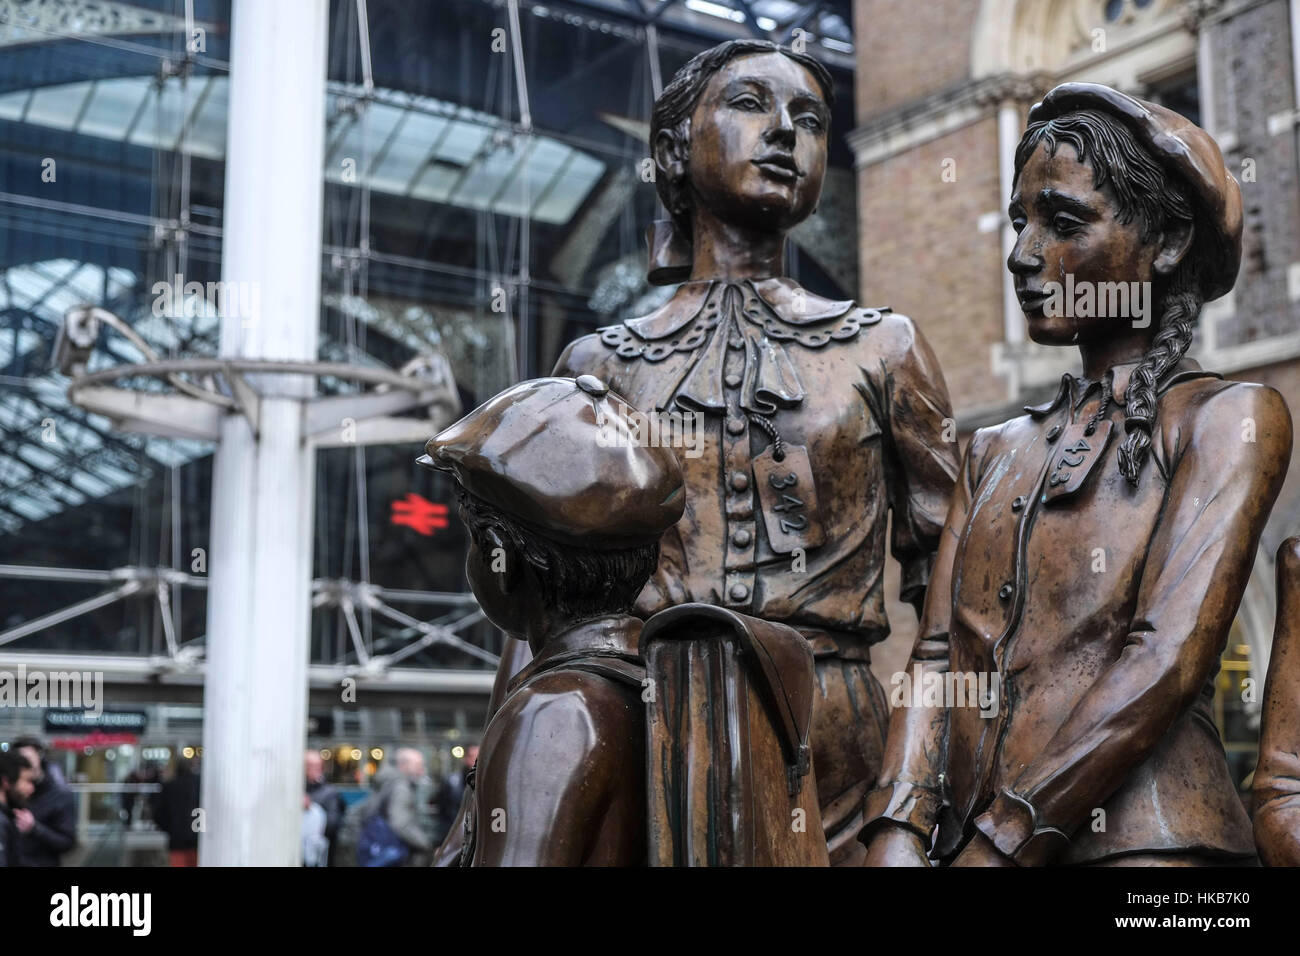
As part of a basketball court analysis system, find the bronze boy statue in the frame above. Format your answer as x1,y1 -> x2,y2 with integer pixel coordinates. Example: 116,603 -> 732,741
862,83 -> 1293,867
422,375 -> 827,866
554,38 -> 959,865
421,375 -> 684,865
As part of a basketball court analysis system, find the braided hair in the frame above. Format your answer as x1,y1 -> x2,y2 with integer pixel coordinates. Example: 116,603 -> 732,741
1013,109 -> 1216,485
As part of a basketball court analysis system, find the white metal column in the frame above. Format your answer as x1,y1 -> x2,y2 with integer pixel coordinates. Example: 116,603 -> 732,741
200,0 -> 328,866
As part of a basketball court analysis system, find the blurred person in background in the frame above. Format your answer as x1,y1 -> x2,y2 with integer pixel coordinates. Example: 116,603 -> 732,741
0,751 -> 37,867
304,750 -> 344,865
151,756 -> 201,867
12,736 -> 75,866
302,792 -> 329,867
356,747 -> 432,867
120,767 -> 143,827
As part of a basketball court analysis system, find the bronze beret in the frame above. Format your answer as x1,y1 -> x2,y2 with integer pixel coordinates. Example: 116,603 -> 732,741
1027,82 -> 1243,302
419,376 -> 686,548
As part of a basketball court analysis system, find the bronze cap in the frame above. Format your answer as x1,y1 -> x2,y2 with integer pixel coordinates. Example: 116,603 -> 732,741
1028,82 -> 1243,302
420,377 -> 686,548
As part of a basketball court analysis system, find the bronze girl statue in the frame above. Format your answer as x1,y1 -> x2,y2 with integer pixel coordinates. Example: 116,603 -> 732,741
861,83 -> 1293,866
554,39 -> 960,865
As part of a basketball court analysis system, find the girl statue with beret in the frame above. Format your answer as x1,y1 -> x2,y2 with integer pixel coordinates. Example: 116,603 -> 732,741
862,84 -> 1293,866
553,39 -> 961,865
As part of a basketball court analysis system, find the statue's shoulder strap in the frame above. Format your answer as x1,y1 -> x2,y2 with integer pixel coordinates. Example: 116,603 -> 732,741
508,649 -> 645,695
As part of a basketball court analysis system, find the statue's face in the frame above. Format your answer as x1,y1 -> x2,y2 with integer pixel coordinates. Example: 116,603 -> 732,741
685,52 -> 828,232
1008,141 -> 1160,346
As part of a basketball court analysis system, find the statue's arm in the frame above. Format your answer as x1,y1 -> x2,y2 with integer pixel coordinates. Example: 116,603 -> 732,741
877,313 -> 961,617
470,673 -> 613,867
974,383 -> 1293,866
431,638 -> 533,867
861,427 -> 984,857
551,333 -> 605,378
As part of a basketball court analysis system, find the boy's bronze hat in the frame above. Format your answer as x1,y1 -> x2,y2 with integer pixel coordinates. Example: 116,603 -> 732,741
1028,82 -> 1243,302
419,376 -> 685,548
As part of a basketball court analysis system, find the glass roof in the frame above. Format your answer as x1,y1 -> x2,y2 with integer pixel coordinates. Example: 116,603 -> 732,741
0,75 -> 607,226
0,260 -> 214,536
682,0 -> 853,47
553,0 -> 854,54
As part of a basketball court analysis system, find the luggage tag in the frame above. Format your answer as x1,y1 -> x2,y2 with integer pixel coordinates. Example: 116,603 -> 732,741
1043,421 -> 1112,503
752,444 -> 826,553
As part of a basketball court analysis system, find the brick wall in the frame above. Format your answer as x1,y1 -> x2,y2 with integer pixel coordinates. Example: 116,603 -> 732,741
1212,0 -> 1300,346
853,0 -> 981,124
1228,359 -> 1300,553
858,115 -> 1009,410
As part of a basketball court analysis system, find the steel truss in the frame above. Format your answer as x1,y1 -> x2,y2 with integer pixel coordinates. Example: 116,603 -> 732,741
0,562 -> 499,683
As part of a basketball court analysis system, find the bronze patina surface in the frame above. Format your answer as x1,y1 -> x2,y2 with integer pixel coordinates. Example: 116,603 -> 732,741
421,376 -> 682,865
422,376 -> 827,866
553,38 -> 959,865
862,83 -> 1293,867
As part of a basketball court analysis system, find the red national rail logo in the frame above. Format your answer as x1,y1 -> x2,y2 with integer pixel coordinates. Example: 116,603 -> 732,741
390,493 -> 449,536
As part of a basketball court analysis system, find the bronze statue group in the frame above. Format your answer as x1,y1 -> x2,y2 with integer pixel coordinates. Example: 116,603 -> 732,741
419,40 -> 1300,867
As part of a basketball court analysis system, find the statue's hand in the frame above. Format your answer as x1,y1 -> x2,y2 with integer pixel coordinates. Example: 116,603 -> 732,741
862,824 -> 931,867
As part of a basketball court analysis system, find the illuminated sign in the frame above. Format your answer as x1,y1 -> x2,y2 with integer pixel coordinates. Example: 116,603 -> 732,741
44,709 -> 148,734
389,493 -> 449,536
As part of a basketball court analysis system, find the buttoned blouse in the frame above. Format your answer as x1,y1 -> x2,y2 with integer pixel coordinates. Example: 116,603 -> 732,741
555,277 -> 959,653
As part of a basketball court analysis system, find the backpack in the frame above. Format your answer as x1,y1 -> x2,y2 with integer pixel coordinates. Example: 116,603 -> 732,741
641,603 -> 827,866
356,789 -> 411,868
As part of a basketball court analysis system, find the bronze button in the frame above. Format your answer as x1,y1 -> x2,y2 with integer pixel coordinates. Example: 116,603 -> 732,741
998,583 -> 1013,601
728,337 -> 745,350
730,583 -> 749,602
724,372 -> 742,388
726,417 -> 746,435
575,374 -> 608,397
1011,496 -> 1026,512
730,471 -> 749,492
1046,424 -> 1062,443
732,528 -> 752,547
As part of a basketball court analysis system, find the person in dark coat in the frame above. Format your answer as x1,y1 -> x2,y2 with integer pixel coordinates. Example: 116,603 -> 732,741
12,737 -> 76,866
0,751 -> 37,867
152,757 -> 202,866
